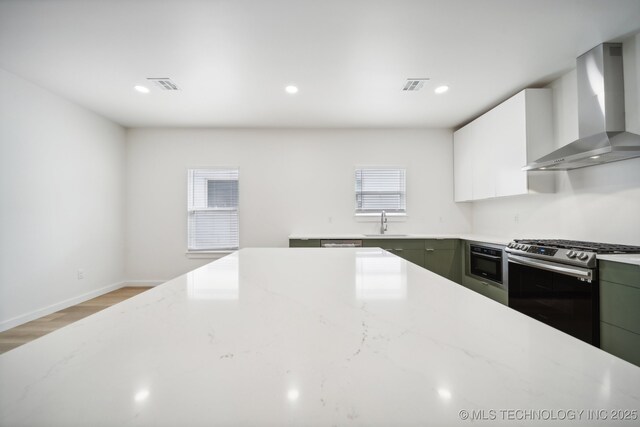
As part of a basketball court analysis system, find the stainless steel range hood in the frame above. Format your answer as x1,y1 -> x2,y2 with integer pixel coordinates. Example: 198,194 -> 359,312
524,43 -> 640,171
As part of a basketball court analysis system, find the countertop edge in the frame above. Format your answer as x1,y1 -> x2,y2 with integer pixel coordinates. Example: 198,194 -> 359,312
597,254 -> 640,266
288,233 -> 511,246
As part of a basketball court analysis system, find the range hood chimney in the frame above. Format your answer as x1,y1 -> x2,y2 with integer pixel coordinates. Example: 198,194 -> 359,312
524,43 -> 640,171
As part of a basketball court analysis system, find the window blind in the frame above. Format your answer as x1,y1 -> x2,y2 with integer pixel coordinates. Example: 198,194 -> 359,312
355,168 -> 406,214
188,169 -> 239,251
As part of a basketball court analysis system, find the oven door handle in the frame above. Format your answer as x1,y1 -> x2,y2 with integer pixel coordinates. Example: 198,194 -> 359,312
508,254 -> 593,282
472,252 -> 502,260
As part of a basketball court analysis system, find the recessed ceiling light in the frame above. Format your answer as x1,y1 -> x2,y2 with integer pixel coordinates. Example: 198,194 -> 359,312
540,167 -> 547,170
285,85 -> 299,94
287,389 -> 300,401
590,155 -> 600,159
134,85 -> 150,94
437,388 -> 452,400
434,85 -> 449,94
134,389 -> 150,402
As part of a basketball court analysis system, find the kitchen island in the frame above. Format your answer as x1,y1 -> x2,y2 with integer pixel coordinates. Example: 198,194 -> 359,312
1,248 -> 639,426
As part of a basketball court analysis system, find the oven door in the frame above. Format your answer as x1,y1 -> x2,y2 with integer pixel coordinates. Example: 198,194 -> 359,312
470,250 -> 503,284
508,254 -> 598,346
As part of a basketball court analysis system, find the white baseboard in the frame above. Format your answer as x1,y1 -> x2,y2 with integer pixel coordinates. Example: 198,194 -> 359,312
0,281 -> 126,333
122,280 -> 166,287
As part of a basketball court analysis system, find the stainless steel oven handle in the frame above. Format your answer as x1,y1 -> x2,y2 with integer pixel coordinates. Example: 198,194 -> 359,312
472,252 -> 502,260
508,254 -> 593,281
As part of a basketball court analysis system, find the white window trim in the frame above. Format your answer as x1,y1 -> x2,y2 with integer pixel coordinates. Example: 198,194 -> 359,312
186,167 -> 240,252
354,212 -> 407,217
354,166 -> 407,216
354,213 -> 408,223
185,250 -> 235,259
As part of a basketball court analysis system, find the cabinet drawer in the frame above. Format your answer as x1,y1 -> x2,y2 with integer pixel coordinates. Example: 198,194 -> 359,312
484,283 -> 508,305
600,261 -> 640,289
387,249 -> 424,268
461,274 -> 507,305
425,249 -> 458,283
600,280 -> 640,335
289,239 -> 321,247
363,239 -> 424,250
600,322 -> 640,367
424,239 -> 457,250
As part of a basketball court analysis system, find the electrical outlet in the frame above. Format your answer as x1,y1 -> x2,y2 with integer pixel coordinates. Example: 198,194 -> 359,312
514,214 -> 520,223
77,269 -> 84,280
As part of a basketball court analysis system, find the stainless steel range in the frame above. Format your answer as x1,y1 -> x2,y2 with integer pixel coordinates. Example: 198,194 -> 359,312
506,239 -> 640,346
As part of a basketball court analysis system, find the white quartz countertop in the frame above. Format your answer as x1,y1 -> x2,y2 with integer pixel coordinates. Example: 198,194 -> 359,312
289,233 -> 511,245
2,248 -> 639,426
597,253 -> 640,266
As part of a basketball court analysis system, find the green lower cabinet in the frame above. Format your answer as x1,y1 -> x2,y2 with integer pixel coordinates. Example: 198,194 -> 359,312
461,273 -> 508,305
600,260 -> 640,288
289,237 -> 464,284
289,239 -> 321,247
600,322 -> 640,367
387,249 -> 425,267
363,239 -> 424,250
424,239 -> 461,284
600,280 -> 640,335
363,238 -> 462,275
363,239 -> 425,268
599,260 -> 640,367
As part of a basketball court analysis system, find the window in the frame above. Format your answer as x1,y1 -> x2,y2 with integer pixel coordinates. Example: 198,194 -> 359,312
355,168 -> 406,214
188,169 -> 239,251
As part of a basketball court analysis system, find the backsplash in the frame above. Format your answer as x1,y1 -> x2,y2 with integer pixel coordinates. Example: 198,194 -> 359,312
472,156 -> 640,245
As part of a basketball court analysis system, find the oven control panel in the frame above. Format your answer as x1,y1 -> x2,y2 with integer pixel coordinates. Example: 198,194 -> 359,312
506,242 -> 597,268
526,246 -> 558,256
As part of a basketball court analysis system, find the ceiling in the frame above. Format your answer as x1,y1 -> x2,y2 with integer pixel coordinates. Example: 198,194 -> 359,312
1,0 -> 639,129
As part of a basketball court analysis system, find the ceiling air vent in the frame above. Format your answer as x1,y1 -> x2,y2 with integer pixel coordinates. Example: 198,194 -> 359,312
147,78 -> 179,91
402,78 -> 429,91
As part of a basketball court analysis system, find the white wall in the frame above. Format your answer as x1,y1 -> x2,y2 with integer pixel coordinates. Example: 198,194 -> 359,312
126,128 -> 471,280
0,68 -> 126,330
471,33 -> 640,245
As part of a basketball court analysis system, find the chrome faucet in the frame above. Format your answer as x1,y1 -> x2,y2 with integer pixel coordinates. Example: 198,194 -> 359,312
380,210 -> 388,234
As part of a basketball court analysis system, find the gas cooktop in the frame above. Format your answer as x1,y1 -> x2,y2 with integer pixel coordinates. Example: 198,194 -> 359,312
513,239 -> 640,254
506,239 -> 640,269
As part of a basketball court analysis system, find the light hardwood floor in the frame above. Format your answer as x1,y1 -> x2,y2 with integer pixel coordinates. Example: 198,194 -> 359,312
0,287 -> 149,354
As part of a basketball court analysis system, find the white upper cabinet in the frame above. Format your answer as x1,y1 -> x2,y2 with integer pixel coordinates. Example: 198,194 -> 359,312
453,89 -> 555,202
493,93 -> 528,198
453,124 -> 473,202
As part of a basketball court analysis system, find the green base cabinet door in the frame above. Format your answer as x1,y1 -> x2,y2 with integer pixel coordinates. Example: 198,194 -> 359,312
424,239 -> 462,283
461,273 -> 508,305
363,239 -> 425,268
387,249 -> 425,267
599,260 -> 640,366
289,239 -> 321,247
601,322 -> 640,367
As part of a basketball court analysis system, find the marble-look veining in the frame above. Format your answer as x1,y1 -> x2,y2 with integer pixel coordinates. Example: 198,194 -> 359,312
1,248 -> 639,426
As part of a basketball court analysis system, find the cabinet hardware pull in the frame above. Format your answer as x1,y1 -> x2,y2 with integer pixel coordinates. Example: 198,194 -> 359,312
426,248 -> 435,252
